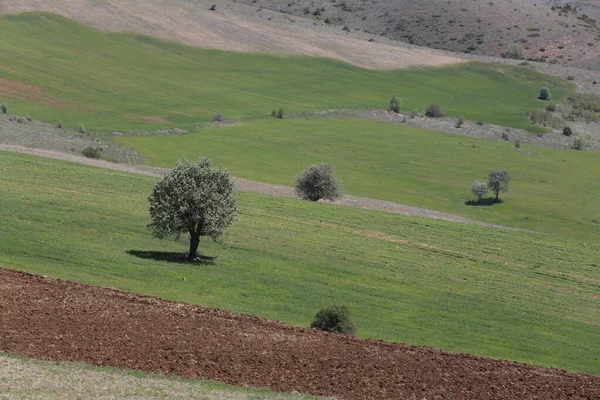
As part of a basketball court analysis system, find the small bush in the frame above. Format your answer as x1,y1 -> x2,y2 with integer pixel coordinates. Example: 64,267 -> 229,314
209,4 -> 216,10
501,132 -> 509,140
389,93 -> 402,113
81,146 -> 101,159
212,113 -> 223,123
26,116 -> 32,122
425,103 -> 444,118
276,109 -> 285,119
79,124 -> 86,134
545,103 -> 557,112
566,75 -> 575,81
0,104 -> 7,114
501,43 -> 524,59
572,137 -> 584,150
455,116 -> 464,128
476,120 -> 485,126
539,87 -> 551,100
514,139 -> 521,148
471,180 -> 488,202
310,305 -> 355,335
57,121 -> 63,129
295,163 -> 342,201
271,109 -> 277,117
562,126 -> 573,136
410,109 -> 419,118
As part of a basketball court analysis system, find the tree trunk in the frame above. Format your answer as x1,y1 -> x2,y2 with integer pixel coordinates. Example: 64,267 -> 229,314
188,232 -> 200,261
495,192 -> 499,201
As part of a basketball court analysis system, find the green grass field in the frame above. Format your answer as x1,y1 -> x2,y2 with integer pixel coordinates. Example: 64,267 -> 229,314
1,151 -> 598,375
119,118 -> 600,239
0,13 -> 573,132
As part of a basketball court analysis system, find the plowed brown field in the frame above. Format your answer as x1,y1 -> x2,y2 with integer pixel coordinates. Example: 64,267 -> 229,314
1,268 -> 598,400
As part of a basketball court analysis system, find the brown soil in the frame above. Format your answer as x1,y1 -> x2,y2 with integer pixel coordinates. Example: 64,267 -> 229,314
1,268 -> 599,400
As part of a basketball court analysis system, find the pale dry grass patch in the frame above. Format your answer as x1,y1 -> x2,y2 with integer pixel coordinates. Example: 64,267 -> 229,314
0,353 -> 328,400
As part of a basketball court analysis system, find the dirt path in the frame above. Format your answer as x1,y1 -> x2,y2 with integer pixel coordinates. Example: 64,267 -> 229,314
1,268 -> 598,400
0,144 -> 515,229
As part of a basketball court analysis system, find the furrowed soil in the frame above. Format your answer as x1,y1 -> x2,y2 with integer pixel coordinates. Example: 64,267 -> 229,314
1,268 -> 598,400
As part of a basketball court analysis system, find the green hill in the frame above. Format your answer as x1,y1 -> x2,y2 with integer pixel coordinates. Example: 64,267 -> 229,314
1,151 -> 598,375
0,13 -> 573,132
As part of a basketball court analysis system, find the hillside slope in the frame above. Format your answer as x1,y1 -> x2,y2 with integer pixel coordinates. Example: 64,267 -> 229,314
0,0 -> 462,70
231,0 -> 600,69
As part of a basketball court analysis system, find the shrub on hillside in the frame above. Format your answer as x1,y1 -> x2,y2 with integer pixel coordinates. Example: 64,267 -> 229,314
539,87 -> 551,101
572,137 -> 584,150
0,104 -> 7,114
295,163 -> 342,202
212,113 -> 223,123
57,121 -> 63,129
79,124 -> 86,134
545,103 -> 557,112
389,93 -> 402,113
310,305 -> 355,335
501,44 -> 525,60
276,109 -> 285,119
471,180 -> 488,202
410,109 -> 419,119
425,103 -> 444,118
81,146 -> 101,159
488,169 -> 511,201
562,126 -> 573,136
455,116 -> 465,128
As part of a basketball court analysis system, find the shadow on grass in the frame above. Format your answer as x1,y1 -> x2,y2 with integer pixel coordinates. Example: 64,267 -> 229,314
465,197 -> 503,206
126,250 -> 216,265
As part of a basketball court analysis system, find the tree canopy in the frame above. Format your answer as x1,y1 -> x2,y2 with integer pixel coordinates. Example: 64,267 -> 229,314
148,158 -> 237,260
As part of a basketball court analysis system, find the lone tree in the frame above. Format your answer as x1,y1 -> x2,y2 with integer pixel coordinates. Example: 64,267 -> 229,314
471,180 -> 488,202
295,163 -> 342,201
539,87 -> 551,101
487,169 -> 511,201
148,158 -> 237,261
389,93 -> 402,113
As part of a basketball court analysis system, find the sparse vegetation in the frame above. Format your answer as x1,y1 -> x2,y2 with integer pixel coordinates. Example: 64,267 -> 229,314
147,158 -> 237,260
501,44 -> 524,59
81,146 -> 101,159
572,137 -> 584,150
310,305 -> 355,335
455,116 -> 465,128
212,113 -> 224,123
425,103 -> 444,118
410,109 -> 419,119
1,104 -> 7,114
79,124 -> 86,134
295,163 -> 342,202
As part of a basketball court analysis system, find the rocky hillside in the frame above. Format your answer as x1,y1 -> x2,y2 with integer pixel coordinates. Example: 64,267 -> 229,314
232,0 -> 600,69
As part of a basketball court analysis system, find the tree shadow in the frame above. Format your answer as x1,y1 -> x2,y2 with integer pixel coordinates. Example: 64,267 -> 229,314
126,250 -> 216,265
464,197 -> 503,206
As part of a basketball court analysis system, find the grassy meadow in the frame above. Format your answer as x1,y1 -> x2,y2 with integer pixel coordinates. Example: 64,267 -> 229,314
1,151 -> 598,375
0,13 -> 573,132
119,118 -> 600,239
